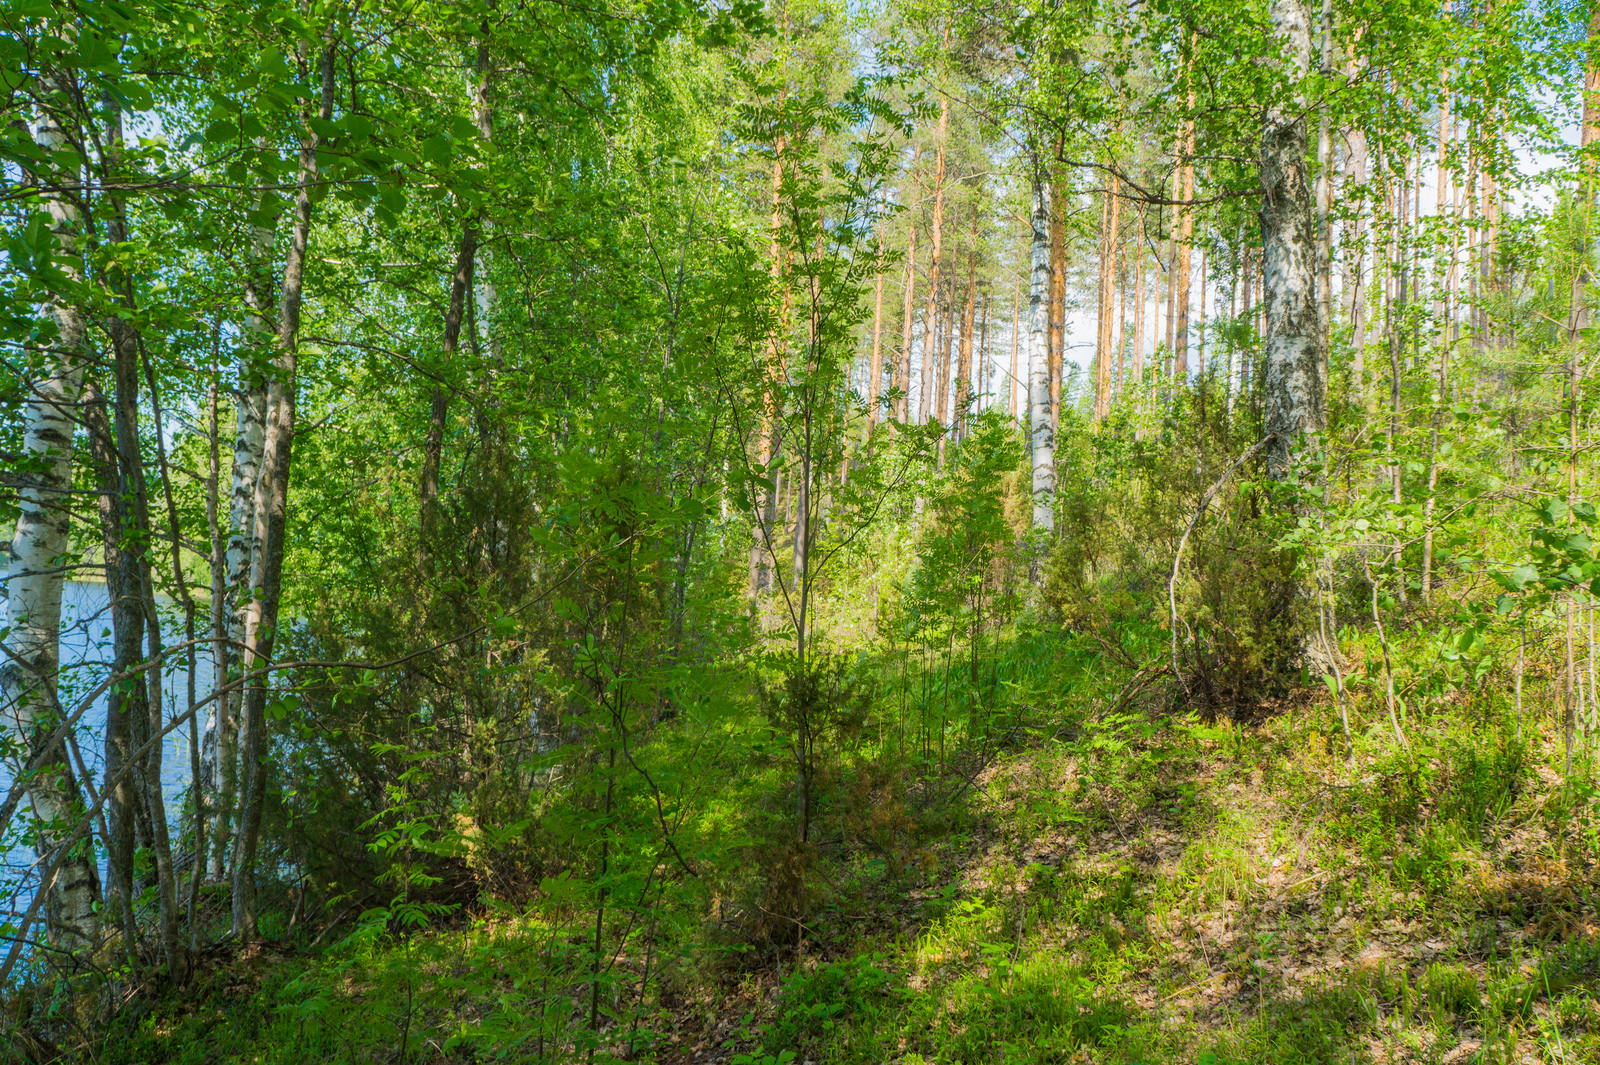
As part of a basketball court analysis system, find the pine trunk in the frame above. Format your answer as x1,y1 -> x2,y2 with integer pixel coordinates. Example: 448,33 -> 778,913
1048,176 -> 1067,432
956,205 -> 978,438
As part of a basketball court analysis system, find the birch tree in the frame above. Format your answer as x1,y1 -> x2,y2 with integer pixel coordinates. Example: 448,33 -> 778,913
1027,172 -> 1055,532
1260,0 -> 1326,480
2,100 -> 98,952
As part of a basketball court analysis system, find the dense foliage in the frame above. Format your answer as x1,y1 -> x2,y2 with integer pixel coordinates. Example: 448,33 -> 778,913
6,0 -> 1600,1061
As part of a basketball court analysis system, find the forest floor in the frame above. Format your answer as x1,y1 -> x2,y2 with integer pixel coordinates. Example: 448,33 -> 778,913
60,692 -> 1600,1065
650,699 -> 1600,1065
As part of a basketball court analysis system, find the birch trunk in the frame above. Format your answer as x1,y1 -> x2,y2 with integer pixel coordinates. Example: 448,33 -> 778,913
1009,281 -> 1020,419
1315,0 -> 1334,367
1260,0 -> 1327,480
233,40 -> 335,943
1028,176 -> 1056,532
216,206 -> 273,880
919,99 -> 948,426
1346,127 -> 1369,385
2,109 -> 97,950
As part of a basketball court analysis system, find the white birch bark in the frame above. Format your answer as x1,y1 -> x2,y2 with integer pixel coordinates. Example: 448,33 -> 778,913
1027,176 -> 1055,532
1260,0 -> 1327,480
233,40 -> 334,941
1,111 -> 97,952
212,210 -> 273,881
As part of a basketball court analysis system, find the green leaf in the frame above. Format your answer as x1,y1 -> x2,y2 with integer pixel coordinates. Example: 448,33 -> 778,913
421,135 -> 452,164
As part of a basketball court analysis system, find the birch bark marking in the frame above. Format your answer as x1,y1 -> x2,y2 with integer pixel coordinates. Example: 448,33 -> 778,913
234,40 -> 336,943
1346,124 -> 1370,387
217,198 -> 273,880
1008,279 -> 1020,419
1027,176 -> 1056,533
2,102 -> 97,951
919,96 -> 949,425
1093,182 -> 1112,421
1260,0 -> 1327,481
1315,0 -> 1334,367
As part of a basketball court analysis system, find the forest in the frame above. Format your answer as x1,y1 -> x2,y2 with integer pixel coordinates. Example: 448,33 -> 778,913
4,0 -> 1600,1060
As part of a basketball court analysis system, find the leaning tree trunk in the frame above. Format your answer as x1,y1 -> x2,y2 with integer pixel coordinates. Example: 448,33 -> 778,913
1,109 -> 98,954
1027,173 -> 1056,533
233,39 -> 335,944
1260,0 -> 1326,480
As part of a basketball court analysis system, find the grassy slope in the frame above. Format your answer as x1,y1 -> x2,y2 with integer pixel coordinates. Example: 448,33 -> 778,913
65,627 -> 1600,1065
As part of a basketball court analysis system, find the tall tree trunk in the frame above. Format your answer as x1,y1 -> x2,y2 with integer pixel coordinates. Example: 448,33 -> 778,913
233,39 -> 335,944
1165,169 -> 1179,361
104,102 -> 182,972
421,40 -> 491,525
865,227 -> 886,440
956,204 -> 978,439
205,370 -> 226,895
1028,174 -> 1056,533
751,127 -> 787,599
1009,280 -> 1020,418
3,105 -> 97,953
83,383 -> 141,957
1315,0 -> 1335,369
1094,177 -> 1121,422
420,231 -> 477,521
934,262 -> 952,432
1115,224 -> 1127,398
1260,0 -> 1327,480
895,147 -> 922,424
1174,126 -> 1195,375
919,99 -> 949,425
216,201 -> 274,881
1048,174 -> 1067,432
1132,214 -> 1146,386
1346,127 -> 1369,387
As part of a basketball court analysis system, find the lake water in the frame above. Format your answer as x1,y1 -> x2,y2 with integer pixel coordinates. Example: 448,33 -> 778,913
2,581 -> 196,921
